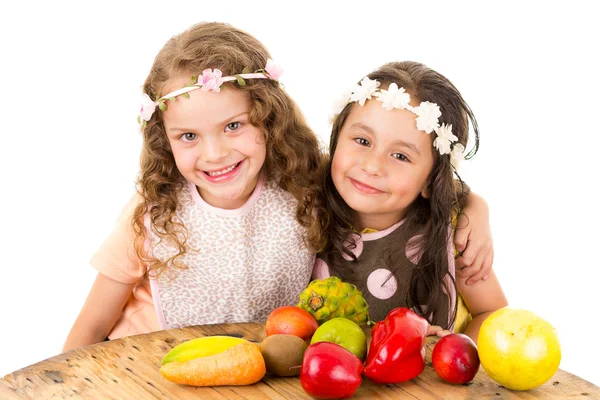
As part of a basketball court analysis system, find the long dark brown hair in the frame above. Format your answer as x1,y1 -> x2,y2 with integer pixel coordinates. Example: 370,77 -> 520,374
133,22 -> 323,275
301,61 -> 479,328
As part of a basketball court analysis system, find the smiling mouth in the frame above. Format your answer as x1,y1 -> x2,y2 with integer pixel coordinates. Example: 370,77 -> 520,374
202,160 -> 243,183
349,178 -> 384,194
204,161 -> 241,177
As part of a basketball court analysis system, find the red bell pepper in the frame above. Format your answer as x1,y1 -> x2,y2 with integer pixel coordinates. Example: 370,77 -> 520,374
363,307 -> 429,384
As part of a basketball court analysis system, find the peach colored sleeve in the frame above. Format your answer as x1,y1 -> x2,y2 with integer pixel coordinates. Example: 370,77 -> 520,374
90,194 -> 145,284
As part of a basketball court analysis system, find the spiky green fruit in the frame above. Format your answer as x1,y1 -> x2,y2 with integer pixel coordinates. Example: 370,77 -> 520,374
297,276 -> 370,325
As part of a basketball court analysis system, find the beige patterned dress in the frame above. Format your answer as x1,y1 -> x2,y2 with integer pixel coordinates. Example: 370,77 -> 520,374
148,175 -> 315,329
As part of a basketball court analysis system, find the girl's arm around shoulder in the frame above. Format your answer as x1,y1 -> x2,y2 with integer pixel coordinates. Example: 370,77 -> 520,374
63,273 -> 136,352
454,191 -> 494,285
457,269 -> 508,344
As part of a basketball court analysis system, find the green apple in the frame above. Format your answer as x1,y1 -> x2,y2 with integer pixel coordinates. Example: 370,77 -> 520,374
310,317 -> 367,360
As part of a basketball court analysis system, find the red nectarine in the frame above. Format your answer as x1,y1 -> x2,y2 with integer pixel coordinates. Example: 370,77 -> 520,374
265,306 -> 318,341
432,333 -> 480,384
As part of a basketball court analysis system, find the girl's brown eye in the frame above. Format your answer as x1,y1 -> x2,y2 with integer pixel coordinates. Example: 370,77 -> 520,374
392,153 -> 408,162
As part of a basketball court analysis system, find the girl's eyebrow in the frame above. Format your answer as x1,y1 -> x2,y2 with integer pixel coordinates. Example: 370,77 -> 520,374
350,122 -> 375,135
350,122 -> 421,156
392,139 -> 421,156
216,111 -> 249,127
168,112 -> 249,134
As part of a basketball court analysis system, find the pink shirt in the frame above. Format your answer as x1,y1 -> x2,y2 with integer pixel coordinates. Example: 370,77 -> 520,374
89,176 -> 315,339
89,194 -> 160,339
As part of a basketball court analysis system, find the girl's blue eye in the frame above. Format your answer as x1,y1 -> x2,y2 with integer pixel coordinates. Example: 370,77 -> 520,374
354,138 -> 370,146
183,133 -> 197,141
392,153 -> 409,162
226,122 -> 240,132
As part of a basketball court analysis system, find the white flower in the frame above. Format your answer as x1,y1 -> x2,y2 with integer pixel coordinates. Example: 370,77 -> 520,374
332,89 -> 352,115
350,77 -> 380,106
328,113 -> 337,125
413,101 -> 441,133
329,89 -> 352,125
433,136 -> 453,155
450,143 -> 465,169
435,123 -> 458,143
139,93 -> 157,122
333,77 -> 465,159
434,125 -> 458,155
373,83 -> 411,110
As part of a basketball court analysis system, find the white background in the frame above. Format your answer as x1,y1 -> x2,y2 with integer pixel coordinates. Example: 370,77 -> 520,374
1,0 -> 599,388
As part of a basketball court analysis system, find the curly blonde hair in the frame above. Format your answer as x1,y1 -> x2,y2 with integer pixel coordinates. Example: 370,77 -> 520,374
133,22 -> 322,275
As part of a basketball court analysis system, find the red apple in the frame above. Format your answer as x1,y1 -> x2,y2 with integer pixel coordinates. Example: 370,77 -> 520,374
432,333 -> 480,384
265,306 -> 319,341
300,342 -> 362,399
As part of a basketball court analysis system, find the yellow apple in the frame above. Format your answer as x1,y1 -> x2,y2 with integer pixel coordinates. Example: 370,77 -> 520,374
478,307 -> 561,391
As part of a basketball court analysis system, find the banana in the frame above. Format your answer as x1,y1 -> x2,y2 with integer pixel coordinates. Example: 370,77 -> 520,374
162,335 -> 248,364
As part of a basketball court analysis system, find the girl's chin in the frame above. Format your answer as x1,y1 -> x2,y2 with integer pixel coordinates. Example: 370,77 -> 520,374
197,184 -> 255,208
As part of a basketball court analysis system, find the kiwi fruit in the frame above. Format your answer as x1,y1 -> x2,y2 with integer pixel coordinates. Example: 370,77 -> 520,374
260,334 -> 307,377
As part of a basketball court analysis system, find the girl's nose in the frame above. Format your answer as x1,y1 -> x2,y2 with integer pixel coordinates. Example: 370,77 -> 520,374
203,136 -> 230,162
361,153 -> 383,177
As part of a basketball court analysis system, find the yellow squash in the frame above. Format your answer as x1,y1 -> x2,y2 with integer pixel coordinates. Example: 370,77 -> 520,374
162,335 -> 247,364
160,336 -> 266,387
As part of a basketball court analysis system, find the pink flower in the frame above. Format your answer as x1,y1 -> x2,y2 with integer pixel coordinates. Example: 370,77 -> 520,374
139,93 -> 157,122
265,59 -> 284,80
198,69 -> 224,92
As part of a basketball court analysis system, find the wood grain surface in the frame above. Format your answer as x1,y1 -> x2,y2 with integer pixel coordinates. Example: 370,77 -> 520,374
4,322 -> 599,400
0,377 -> 28,399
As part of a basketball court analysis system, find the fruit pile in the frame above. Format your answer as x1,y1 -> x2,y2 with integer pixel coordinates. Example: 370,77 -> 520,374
159,277 -> 562,397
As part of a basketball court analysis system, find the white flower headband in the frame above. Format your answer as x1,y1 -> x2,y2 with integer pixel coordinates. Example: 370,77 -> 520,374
331,77 -> 466,169
138,59 -> 284,128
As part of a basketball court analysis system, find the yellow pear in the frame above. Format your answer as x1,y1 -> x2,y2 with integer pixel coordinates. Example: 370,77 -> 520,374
478,307 -> 561,391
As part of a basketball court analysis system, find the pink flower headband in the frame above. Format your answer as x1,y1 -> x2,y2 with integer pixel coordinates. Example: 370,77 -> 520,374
331,77 -> 466,169
138,59 -> 284,127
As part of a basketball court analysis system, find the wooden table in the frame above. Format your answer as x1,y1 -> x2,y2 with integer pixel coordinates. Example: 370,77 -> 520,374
3,323 -> 599,399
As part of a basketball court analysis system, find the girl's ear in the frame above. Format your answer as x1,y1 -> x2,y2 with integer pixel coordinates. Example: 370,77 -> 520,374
421,183 -> 431,199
